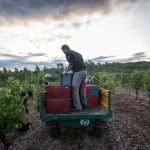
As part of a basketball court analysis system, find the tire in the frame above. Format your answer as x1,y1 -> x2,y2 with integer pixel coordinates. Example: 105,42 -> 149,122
49,127 -> 60,138
92,127 -> 104,138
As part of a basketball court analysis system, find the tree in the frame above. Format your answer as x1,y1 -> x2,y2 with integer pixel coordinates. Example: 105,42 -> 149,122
143,70 -> 150,104
2,67 -> 8,82
57,63 -> 64,70
130,70 -> 143,100
34,65 -> 40,73
120,73 -> 132,97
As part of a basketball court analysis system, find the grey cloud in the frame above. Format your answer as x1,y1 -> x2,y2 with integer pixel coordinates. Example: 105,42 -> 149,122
27,52 -> 47,57
132,52 -> 146,57
50,58 -> 66,64
114,0 -> 150,6
0,52 -> 49,61
108,52 -> 149,63
129,52 -> 147,61
1,53 -> 22,59
0,56 -> 67,70
0,0 -> 149,28
1,0 -> 148,19
0,52 -> 27,62
0,51 -> 67,70
0,0 -> 112,25
110,57 -> 150,63
90,56 -> 115,63
0,59 -> 49,70
89,52 -> 149,64
92,56 -> 115,60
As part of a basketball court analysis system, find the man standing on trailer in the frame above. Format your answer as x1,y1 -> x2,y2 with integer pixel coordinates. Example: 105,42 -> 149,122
61,44 -> 87,112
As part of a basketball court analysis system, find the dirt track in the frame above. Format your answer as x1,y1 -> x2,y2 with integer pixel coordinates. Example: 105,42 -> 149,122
1,91 -> 150,150
13,125 -> 110,150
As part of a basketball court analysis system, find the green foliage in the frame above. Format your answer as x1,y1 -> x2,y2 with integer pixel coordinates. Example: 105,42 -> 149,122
130,70 -> 143,90
0,78 -> 26,133
5,77 -> 23,95
120,73 -> 131,87
130,70 -> 144,100
93,72 -> 116,92
143,70 -> 150,91
32,72 -> 45,112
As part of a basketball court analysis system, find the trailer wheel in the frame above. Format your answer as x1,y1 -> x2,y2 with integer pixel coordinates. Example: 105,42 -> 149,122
49,127 -> 60,138
92,127 -> 104,138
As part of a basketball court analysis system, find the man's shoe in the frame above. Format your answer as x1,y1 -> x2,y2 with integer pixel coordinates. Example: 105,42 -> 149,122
82,105 -> 88,109
72,108 -> 82,113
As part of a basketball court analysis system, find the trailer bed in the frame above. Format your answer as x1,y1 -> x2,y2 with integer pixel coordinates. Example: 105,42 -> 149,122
70,106 -> 106,114
40,88 -> 111,121
39,87 -> 112,138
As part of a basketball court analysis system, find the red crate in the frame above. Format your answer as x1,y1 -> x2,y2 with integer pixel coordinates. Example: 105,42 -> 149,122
45,99 -> 72,114
85,84 -> 91,95
85,84 -> 99,96
45,85 -> 71,99
87,96 -> 99,107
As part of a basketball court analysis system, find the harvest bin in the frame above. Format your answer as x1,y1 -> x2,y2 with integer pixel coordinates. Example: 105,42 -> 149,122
86,84 -> 99,96
44,85 -> 72,114
59,73 -> 73,86
86,84 -> 99,107
45,99 -> 71,113
87,96 -> 99,107
45,85 -> 71,99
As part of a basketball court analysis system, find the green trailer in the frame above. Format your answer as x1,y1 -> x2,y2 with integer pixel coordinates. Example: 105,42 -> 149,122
40,88 -> 112,138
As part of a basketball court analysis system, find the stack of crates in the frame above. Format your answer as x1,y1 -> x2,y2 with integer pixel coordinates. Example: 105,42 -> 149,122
85,84 -> 99,107
44,85 -> 72,113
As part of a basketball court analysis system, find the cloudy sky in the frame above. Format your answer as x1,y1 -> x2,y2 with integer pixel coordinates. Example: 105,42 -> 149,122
0,0 -> 150,70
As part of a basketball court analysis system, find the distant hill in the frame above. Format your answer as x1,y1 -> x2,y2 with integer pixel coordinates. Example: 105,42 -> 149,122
85,60 -> 150,74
